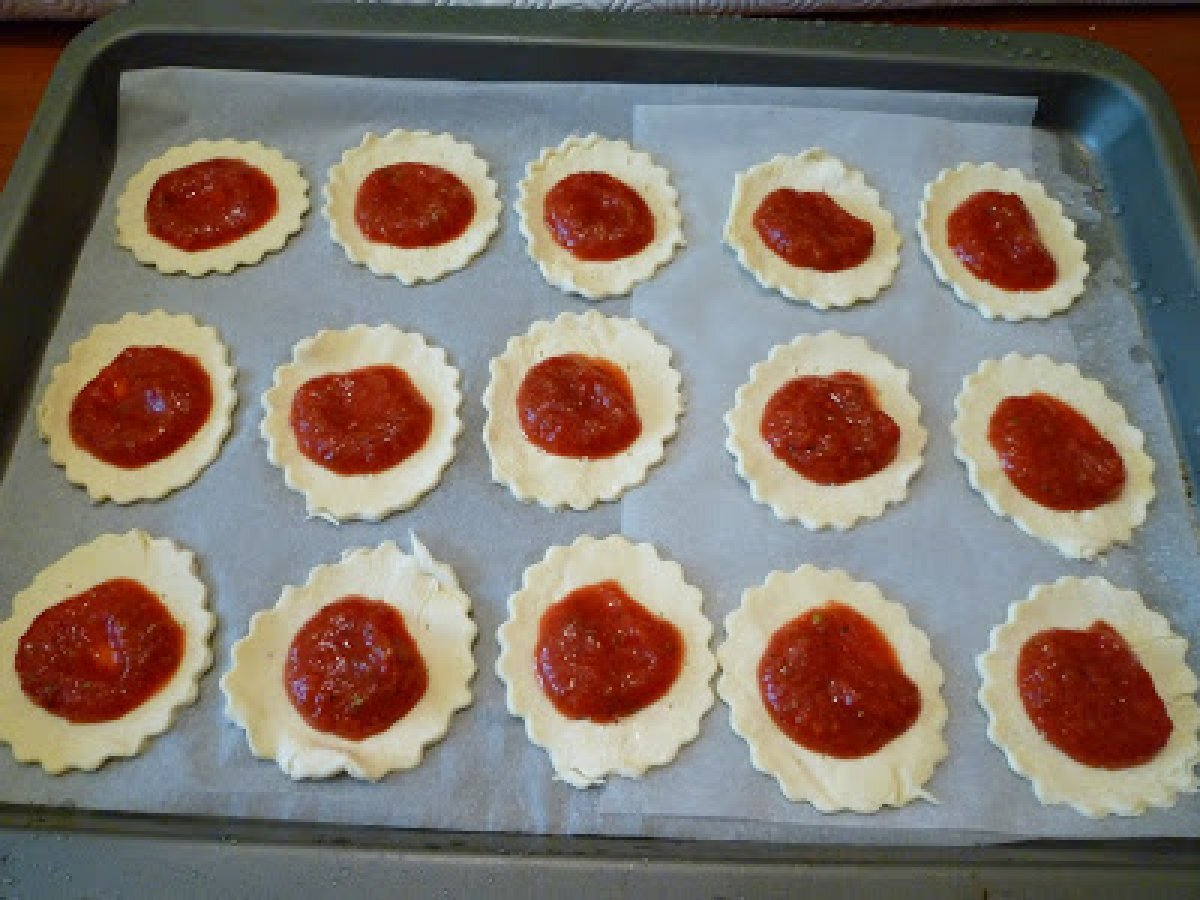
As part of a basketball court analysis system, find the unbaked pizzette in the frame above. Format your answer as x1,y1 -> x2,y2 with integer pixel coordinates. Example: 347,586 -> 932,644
725,331 -> 925,529
718,566 -> 947,812
952,354 -> 1154,559
918,163 -> 1088,320
0,531 -> 213,773
116,139 -> 309,276
516,134 -> 684,299
324,130 -> 501,284
978,577 -> 1199,817
724,149 -> 901,309
221,538 -> 476,781
38,310 -> 237,503
495,535 -> 715,788
483,311 -> 681,510
261,325 -> 462,522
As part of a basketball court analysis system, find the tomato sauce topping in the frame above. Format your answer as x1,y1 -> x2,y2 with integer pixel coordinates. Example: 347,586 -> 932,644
543,171 -> 655,262
145,158 -> 279,252
535,580 -> 684,724
289,365 -> 433,476
988,392 -> 1125,511
760,371 -> 900,485
758,603 -> 921,759
16,578 -> 184,724
354,162 -> 475,249
1018,621 -> 1171,769
752,189 -> 875,272
946,190 -> 1058,291
285,596 -> 428,742
516,353 -> 641,459
69,346 -> 213,469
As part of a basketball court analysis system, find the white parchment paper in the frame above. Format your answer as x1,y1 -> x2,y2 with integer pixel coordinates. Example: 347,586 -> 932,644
0,68 -> 1196,844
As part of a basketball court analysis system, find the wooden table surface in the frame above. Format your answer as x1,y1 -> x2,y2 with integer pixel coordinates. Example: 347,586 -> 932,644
2,9 -> 1199,191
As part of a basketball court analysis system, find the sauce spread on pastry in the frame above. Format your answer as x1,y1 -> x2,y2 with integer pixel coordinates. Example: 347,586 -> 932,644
946,190 -> 1057,291
145,158 -> 279,252
354,162 -> 475,249
543,172 -> 655,261
516,354 -> 641,458
752,189 -> 874,272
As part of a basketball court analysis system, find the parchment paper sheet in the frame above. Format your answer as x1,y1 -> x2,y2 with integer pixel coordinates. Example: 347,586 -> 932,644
0,69 -> 1195,844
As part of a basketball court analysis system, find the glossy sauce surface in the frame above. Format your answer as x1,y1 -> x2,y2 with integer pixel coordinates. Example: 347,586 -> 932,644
145,157 -> 278,252
752,189 -> 874,272
516,353 -> 641,459
543,171 -> 654,261
354,162 -> 475,249
946,190 -> 1057,291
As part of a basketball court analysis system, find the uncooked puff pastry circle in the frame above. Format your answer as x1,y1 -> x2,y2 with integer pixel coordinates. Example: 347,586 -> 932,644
977,576 -> 1199,818
323,129 -> 501,284
718,565 -> 948,813
495,534 -> 715,788
725,331 -> 926,530
221,537 -> 476,781
482,310 -> 682,510
952,354 -> 1154,560
515,134 -> 685,299
261,324 -> 462,523
116,139 -> 309,276
38,310 -> 237,504
724,148 -> 901,309
917,162 -> 1088,321
0,530 -> 213,773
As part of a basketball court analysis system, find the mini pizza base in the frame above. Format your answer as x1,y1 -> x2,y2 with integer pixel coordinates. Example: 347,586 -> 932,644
261,325 -> 462,523
116,139 -> 309,276
724,148 -> 901,309
323,130 -> 501,284
0,531 -> 213,774
952,354 -> 1155,560
918,162 -> 1088,321
220,538 -> 477,782
725,331 -> 926,530
515,134 -> 685,299
38,310 -> 237,504
483,310 -> 682,510
495,534 -> 716,789
977,577 -> 1200,818
717,565 -> 948,813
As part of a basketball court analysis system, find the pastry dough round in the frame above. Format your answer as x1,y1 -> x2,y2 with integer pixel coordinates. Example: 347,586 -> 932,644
483,310 -> 682,510
221,538 -> 476,781
917,162 -> 1088,321
323,130 -> 501,284
724,149 -> 901,309
0,530 -> 213,773
718,565 -> 948,813
977,576 -> 1199,818
952,354 -> 1154,559
261,325 -> 461,523
515,134 -> 684,299
725,331 -> 925,530
116,139 -> 309,276
495,535 -> 715,788
38,310 -> 237,504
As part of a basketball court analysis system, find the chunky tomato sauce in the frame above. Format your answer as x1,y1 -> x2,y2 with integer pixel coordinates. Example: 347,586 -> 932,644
516,354 -> 641,458
543,172 -> 654,261
354,162 -> 475,249
145,158 -> 278,252
752,189 -> 874,272
946,190 -> 1057,291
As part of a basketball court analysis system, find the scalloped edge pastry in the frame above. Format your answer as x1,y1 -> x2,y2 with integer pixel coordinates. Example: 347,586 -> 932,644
718,565 -> 948,813
723,149 -> 901,309
725,331 -> 925,530
495,534 -> 715,788
116,139 -> 309,276
482,310 -> 682,510
917,163 -> 1088,320
323,130 -> 501,284
0,531 -> 213,773
515,134 -> 684,299
38,310 -> 237,504
221,536 -> 476,782
952,354 -> 1154,559
977,576 -> 1199,817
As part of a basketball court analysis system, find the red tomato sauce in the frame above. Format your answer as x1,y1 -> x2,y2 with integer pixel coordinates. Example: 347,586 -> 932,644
354,162 -> 475,249
752,189 -> 874,272
516,354 -> 641,458
946,190 -> 1057,291
543,171 -> 654,262
145,158 -> 278,252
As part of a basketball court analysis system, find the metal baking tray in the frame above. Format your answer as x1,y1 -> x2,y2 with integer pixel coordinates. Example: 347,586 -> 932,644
1,1 -> 1198,895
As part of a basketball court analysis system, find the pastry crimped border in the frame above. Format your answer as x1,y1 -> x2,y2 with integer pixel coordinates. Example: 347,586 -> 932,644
977,576 -> 1199,818
952,354 -> 1154,559
116,139 -> 309,276
495,535 -> 716,788
917,162 -> 1088,321
0,531 -> 213,774
515,134 -> 685,299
